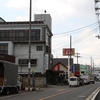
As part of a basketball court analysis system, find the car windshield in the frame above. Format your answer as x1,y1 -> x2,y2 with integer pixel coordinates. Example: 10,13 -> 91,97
70,78 -> 76,81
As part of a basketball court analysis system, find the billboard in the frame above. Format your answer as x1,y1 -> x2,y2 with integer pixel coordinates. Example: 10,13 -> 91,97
63,48 -> 75,56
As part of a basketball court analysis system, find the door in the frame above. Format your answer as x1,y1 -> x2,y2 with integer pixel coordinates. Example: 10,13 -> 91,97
0,65 -> 4,86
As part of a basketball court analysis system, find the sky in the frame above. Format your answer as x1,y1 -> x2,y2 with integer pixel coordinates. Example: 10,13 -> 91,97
0,0 -> 100,66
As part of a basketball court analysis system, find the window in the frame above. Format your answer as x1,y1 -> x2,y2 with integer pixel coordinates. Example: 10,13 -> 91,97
0,43 -> 8,54
81,71 -> 85,74
46,45 -> 50,53
19,59 -> 28,65
0,29 -> 41,42
19,59 -> 37,66
70,78 -> 76,81
20,31 -> 24,36
36,46 -> 43,51
31,29 -> 40,40
31,59 -> 37,65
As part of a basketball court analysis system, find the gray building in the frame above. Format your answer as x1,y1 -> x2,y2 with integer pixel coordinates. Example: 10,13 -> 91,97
0,14 -> 53,74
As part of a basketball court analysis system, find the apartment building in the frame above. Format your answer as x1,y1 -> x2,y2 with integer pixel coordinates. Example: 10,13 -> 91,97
0,14 -> 53,74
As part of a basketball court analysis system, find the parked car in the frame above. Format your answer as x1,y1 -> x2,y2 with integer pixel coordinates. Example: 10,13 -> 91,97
90,76 -> 95,84
79,78 -> 84,86
80,75 -> 90,85
69,76 -> 80,87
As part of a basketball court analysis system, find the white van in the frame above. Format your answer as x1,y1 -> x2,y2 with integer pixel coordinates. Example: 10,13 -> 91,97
69,76 -> 80,87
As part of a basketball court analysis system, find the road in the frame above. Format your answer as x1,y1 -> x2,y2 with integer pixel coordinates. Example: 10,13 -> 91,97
0,82 -> 100,100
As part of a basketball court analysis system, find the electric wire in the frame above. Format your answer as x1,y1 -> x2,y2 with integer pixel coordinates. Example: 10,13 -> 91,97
53,27 -> 98,50
53,22 -> 98,36
52,22 -> 100,60
52,24 -> 99,48
52,50 -> 62,56
73,27 -> 99,45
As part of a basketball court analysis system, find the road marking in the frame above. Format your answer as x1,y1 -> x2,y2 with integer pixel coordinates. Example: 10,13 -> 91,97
57,89 -> 66,91
39,87 -> 82,100
39,84 -> 94,100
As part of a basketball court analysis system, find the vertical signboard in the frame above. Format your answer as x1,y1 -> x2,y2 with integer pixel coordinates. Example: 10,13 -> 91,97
71,64 -> 75,73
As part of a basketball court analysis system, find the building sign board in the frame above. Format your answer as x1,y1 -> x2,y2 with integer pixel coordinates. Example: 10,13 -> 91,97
63,48 -> 75,56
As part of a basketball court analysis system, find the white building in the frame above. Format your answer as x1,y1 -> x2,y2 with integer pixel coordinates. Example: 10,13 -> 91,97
0,14 -> 53,74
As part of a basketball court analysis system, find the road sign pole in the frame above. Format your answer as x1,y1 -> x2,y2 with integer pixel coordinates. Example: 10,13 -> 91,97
68,55 -> 70,83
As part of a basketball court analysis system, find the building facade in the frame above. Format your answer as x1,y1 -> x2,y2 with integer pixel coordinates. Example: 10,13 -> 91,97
80,64 -> 91,75
0,14 -> 53,74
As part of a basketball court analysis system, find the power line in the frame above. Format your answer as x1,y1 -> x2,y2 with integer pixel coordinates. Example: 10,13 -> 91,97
52,50 -> 62,56
81,53 -> 100,57
53,27 -> 97,50
73,28 -> 98,45
53,22 -> 98,36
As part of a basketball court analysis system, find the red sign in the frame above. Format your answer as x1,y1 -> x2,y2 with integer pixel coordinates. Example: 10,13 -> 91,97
74,71 -> 80,77
63,48 -> 75,56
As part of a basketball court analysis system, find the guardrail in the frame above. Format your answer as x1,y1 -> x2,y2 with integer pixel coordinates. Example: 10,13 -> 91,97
85,87 -> 100,100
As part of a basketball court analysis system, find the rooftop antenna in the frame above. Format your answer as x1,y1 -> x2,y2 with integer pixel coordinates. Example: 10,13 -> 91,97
40,10 -> 43,21
44,10 -> 46,22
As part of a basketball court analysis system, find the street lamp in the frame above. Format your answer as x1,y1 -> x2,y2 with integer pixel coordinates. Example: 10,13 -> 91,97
28,0 -> 32,91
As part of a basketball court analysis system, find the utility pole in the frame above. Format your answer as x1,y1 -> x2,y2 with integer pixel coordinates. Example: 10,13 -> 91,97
28,0 -> 32,91
94,0 -> 100,38
68,36 -> 72,80
93,60 -> 95,75
91,57 -> 93,75
75,53 -> 80,64
70,36 -> 72,66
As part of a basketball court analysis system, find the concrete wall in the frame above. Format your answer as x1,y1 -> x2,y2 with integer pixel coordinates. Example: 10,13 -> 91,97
22,75 -> 46,87
34,14 -> 52,31
14,43 -> 46,73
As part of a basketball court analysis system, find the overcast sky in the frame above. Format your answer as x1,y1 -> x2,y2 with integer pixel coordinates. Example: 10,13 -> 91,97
0,0 -> 100,66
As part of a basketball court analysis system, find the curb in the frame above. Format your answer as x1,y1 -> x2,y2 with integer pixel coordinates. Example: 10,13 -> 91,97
24,87 -> 44,91
85,87 -> 100,100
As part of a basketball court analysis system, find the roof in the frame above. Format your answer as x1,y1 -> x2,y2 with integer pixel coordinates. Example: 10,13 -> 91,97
0,17 -> 5,22
53,58 -> 73,67
0,20 -> 53,36
0,21 -> 44,25
52,62 -> 68,69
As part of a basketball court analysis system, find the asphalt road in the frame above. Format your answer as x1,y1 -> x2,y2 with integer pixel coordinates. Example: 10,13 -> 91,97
0,82 -> 100,100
